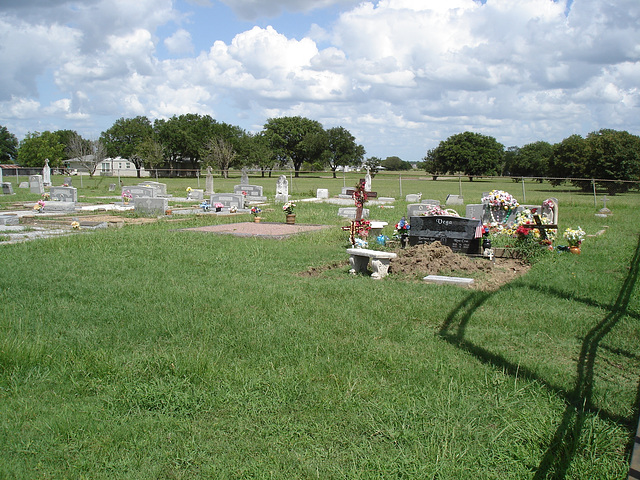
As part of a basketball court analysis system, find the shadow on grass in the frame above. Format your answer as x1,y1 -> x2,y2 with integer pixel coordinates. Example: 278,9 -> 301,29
438,234 -> 640,479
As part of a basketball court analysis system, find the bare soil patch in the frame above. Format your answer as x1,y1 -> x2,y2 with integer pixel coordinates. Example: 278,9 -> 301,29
182,222 -> 331,238
389,242 -> 530,291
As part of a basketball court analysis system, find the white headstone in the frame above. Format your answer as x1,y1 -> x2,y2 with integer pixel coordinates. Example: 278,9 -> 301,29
29,175 -> 44,194
316,188 -> 329,199
241,167 -> 249,185
0,165 -> 3,184
42,159 -> 51,186
275,175 -> 289,203
364,169 -> 372,192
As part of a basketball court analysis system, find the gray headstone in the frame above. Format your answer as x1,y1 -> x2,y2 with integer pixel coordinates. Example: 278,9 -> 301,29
445,194 -> 463,205
233,184 -> 263,197
275,175 -> 289,203
29,175 -> 44,194
188,189 -> 204,201
407,203 -> 437,218
338,207 -> 369,219
43,201 -> 76,212
2,183 -> 14,195
50,186 -> 77,202
122,186 -> 155,198
341,186 -> 352,195
19,182 -> 29,189
109,183 -> 116,192
405,194 -> 422,202
64,177 -> 72,186
421,199 -> 440,205
138,181 -> 167,196
134,197 -> 169,215
409,215 -> 482,253
465,204 -> 484,221
210,193 -> 245,210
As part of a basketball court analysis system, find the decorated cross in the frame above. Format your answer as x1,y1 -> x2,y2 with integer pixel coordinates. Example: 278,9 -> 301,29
345,178 -> 377,221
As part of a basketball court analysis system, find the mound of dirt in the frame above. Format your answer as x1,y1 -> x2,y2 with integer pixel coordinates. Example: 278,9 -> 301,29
389,242 -> 530,290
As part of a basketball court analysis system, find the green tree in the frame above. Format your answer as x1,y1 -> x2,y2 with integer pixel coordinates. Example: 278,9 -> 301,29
325,126 -> 365,178
504,141 -> 552,180
547,134 -> 589,188
17,131 -> 65,168
101,116 -> 153,177
382,156 -> 412,171
0,125 -> 18,163
585,129 -> 640,195
426,132 -> 504,180
238,132 -> 276,177
135,136 -> 165,177
262,116 -> 325,177
363,156 -> 382,177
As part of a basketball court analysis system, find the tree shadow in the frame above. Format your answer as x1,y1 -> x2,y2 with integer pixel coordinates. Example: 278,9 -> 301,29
438,234 -> 640,478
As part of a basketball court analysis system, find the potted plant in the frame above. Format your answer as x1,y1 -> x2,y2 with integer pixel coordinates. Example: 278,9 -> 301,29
251,206 -> 262,223
283,201 -> 296,224
563,227 -> 585,254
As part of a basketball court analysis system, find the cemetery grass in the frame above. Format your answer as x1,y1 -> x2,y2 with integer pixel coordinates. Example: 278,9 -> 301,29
0,179 -> 639,478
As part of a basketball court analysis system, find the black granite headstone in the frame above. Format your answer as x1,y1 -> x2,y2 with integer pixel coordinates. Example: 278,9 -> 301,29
408,215 -> 482,253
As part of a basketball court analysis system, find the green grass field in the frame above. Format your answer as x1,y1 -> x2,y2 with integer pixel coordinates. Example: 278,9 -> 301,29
1,172 -> 638,478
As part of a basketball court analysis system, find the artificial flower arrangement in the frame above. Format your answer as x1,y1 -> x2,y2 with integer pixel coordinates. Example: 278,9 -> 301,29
419,204 -> 460,217
352,179 -> 368,208
200,200 -> 211,212
282,201 -> 296,215
482,190 -> 519,210
354,219 -> 371,238
214,203 -> 224,209
122,190 -> 132,202
353,238 -> 368,248
542,199 -> 555,210
563,227 -> 585,247
33,200 -> 45,212
393,217 -> 410,238
229,205 -> 238,213
251,206 -> 262,217
41,192 -> 50,201
186,187 -> 192,193
71,221 -> 80,230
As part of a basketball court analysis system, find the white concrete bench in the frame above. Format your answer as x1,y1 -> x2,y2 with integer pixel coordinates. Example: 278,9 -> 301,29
346,248 -> 398,280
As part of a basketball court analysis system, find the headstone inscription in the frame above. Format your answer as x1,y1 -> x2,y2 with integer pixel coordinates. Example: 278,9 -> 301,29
210,193 -> 245,210
29,175 -> 44,194
122,186 -> 155,199
50,186 -> 78,202
408,215 -> 482,253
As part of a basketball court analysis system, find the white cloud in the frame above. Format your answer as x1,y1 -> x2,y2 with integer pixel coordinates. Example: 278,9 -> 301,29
0,0 -> 639,159
164,29 -> 194,55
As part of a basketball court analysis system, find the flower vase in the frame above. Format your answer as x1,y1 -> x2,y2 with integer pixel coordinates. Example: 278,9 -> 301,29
254,216 -> 261,223
569,245 -> 581,254
286,214 -> 296,225
215,207 -> 222,212
400,233 -> 408,249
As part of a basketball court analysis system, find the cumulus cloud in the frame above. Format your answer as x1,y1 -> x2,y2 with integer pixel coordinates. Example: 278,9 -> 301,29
0,0 -> 639,158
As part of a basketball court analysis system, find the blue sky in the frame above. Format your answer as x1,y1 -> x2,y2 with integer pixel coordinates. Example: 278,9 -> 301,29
0,0 -> 638,161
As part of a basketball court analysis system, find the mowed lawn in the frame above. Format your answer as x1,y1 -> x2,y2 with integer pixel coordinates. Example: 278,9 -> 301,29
1,175 -> 639,479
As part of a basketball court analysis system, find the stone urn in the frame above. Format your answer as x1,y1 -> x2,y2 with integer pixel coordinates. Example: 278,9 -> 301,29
285,214 -> 296,225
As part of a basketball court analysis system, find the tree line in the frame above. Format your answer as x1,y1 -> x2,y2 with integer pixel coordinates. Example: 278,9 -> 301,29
0,115 -> 366,179
2,119 -> 639,194
420,129 -> 640,194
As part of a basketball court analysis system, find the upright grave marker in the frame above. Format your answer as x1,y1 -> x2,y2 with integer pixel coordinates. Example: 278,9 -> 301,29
409,215 -> 482,253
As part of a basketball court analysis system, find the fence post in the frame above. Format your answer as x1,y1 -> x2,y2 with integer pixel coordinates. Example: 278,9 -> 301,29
592,179 -> 597,207
521,178 -> 526,203
459,175 -> 462,197
399,174 -> 402,198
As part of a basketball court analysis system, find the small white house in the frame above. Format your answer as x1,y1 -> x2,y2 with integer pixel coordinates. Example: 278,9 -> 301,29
98,157 -> 150,177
